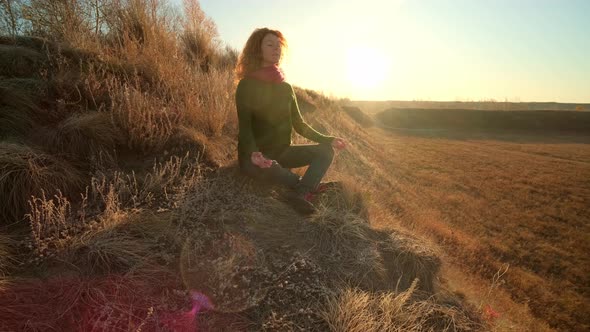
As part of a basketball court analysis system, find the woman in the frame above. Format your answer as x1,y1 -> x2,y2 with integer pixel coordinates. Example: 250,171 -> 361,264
234,27 -> 347,214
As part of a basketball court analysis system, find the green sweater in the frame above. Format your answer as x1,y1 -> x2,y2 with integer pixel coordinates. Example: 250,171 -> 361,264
235,78 -> 334,163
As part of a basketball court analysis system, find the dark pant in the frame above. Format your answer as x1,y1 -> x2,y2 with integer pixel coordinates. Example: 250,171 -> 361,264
241,143 -> 335,194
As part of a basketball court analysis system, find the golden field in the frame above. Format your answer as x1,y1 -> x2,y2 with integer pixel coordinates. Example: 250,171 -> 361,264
327,109 -> 590,331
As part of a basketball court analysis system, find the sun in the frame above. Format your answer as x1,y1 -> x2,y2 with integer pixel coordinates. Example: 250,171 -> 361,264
346,46 -> 389,89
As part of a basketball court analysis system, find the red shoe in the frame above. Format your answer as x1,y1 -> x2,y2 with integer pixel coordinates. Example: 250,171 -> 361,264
303,192 -> 316,202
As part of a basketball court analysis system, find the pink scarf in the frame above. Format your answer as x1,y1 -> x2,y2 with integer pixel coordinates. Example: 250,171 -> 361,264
247,64 -> 285,83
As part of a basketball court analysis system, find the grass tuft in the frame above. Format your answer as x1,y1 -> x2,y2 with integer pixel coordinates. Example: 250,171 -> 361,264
0,142 -> 84,224
321,281 -> 484,332
32,112 -> 122,165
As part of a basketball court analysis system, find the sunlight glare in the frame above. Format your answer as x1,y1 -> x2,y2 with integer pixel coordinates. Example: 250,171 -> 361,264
346,46 -> 390,89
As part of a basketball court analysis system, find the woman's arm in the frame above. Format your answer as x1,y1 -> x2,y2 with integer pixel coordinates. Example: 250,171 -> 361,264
289,86 -> 335,144
236,81 -> 259,157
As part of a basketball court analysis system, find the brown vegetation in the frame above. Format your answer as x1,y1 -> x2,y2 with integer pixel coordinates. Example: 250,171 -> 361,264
4,0 -> 576,331
344,120 -> 589,331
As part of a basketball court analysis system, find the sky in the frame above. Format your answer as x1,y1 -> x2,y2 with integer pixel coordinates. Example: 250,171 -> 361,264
184,0 -> 589,103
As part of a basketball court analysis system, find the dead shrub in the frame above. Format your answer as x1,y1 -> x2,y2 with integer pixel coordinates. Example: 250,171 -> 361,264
180,0 -> 219,71
217,45 -> 239,70
21,0 -> 90,46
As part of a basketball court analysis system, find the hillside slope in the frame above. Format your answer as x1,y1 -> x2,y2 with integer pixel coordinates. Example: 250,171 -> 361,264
349,111 -> 588,331
0,36 -> 486,331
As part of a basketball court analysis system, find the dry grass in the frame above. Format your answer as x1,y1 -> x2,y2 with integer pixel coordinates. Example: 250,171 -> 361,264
343,122 -> 590,331
0,142 -> 84,224
0,269 -> 191,332
321,281 -> 483,332
307,203 -> 387,289
23,152 -> 202,266
90,152 -> 202,213
0,84 -> 39,140
107,78 -> 178,152
376,230 -> 441,294
308,181 -> 441,292
27,190 -> 76,259
0,0 -> 238,154
0,233 -> 15,276
0,77 -> 47,109
179,231 -> 267,313
31,111 -> 123,164
190,67 -> 237,136
342,105 -> 375,127
0,44 -> 45,77
67,211 -> 174,274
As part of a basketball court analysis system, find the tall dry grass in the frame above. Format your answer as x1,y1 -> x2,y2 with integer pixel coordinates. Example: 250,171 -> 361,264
24,152 -> 201,266
1,0 -> 239,150
32,111 -> 123,164
0,142 -> 84,224
0,233 -> 15,276
107,78 -> 178,152
322,281 -> 483,332
0,84 -> 38,140
68,211 -> 172,274
1,0 -> 239,225
89,152 -> 202,214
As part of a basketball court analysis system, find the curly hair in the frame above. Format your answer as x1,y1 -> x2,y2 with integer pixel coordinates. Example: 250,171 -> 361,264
235,28 -> 288,80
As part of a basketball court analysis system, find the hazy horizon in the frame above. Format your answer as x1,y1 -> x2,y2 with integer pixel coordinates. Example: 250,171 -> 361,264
348,99 -> 590,104
189,0 -> 590,104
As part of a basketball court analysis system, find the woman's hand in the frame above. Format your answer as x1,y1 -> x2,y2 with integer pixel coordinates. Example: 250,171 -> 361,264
251,152 -> 273,168
332,138 -> 347,151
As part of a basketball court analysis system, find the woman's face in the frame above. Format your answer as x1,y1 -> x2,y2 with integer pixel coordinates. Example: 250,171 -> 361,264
260,33 -> 282,66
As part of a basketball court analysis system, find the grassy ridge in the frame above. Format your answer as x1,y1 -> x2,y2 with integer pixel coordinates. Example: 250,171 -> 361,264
350,100 -> 590,113
378,108 -> 590,132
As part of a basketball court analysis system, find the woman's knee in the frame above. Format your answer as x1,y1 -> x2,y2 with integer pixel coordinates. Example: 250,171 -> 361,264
241,161 -> 299,187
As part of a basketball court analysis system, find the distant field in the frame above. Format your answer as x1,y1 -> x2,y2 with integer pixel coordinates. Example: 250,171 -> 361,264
377,108 -> 590,133
348,100 -> 590,114
366,126 -> 590,331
